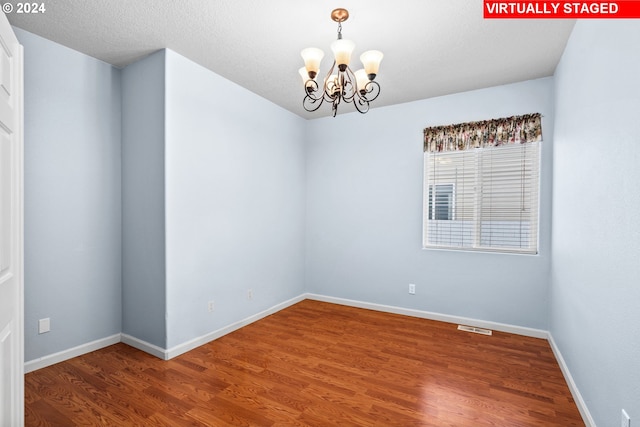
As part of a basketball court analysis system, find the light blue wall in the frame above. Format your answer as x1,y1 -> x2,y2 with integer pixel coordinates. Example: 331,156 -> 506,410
551,21 -> 640,426
18,23 -> 639,426
121,51 -> 167,348
17,28 -> 122,361
20,34 -> 306,356
164,50 -> 306,348
305,78 -> 554,330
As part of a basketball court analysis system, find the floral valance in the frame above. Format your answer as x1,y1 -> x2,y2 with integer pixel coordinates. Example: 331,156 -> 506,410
423,113 -> 542,153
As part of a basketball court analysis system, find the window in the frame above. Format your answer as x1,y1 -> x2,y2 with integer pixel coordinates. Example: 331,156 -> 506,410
423,114 -> 541,254
427,184 -> 455,220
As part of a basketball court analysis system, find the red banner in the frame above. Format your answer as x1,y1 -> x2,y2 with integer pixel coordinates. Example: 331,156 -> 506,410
484,1 -> 640,18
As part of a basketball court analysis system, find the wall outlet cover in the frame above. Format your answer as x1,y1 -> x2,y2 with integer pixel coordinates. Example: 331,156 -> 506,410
38,318 -> 50,334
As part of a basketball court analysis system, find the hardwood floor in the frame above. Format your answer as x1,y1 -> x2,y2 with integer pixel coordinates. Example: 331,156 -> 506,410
25,300 -> 584,426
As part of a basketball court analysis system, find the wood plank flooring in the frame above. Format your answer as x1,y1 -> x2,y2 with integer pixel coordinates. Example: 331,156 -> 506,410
25,300 -> 585,426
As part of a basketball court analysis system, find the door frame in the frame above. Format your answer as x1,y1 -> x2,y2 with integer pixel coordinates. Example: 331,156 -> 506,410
0,10 -> 24,427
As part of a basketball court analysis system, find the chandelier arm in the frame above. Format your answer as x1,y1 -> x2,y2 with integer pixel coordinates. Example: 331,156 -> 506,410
340,66 -> 358,103
323,92 -> 335,104
323,82 -> 340,103
321,61 -> 338,102
363,80 -> 381,102
323,86 -> 335,103
327,60 -> 337,78
303,94 -> 325,112
304,79 -> 324,102
353,97 -> 370,114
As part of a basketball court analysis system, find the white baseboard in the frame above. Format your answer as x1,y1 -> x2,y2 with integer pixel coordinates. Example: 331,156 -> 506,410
23,294 -> 546,368
24,295 -> 308,370
305,293 -> 548,339
24,333 -> 121,373
548,333 -> 596,427
165,294 -> 306,359
120,333 -> 167,360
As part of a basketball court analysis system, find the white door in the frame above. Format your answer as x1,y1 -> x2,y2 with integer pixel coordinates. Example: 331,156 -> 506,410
0,10 -> 23,427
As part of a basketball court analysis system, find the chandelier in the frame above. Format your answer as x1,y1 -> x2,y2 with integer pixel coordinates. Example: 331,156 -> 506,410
299,8 -> 383,117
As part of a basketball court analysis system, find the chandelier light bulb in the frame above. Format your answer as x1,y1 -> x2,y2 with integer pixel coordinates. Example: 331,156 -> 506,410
330,39 -> 355,71
299,67 -> 317,93
354,69 -> 369,94
298,67 -> 309,84
360,50 -> 384,80
301,47 -> 324,78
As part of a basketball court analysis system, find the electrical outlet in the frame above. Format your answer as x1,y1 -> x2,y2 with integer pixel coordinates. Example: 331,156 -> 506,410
409,284 -> 416,295
207,300 -> 215,312
622,409 -> 630,427
247,289 -> 253,300
38,318 -> 50,334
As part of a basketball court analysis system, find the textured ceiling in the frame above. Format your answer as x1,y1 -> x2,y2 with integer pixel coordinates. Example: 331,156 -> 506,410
7,0 -> 575,119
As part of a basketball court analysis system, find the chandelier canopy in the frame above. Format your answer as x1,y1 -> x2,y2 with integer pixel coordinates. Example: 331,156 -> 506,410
299,8 -> 383,117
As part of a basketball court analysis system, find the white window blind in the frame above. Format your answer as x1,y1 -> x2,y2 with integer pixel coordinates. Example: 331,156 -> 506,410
423,142 -> 540,254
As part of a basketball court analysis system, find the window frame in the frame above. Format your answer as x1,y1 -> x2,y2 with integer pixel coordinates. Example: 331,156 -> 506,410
422,142 -> 541,255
